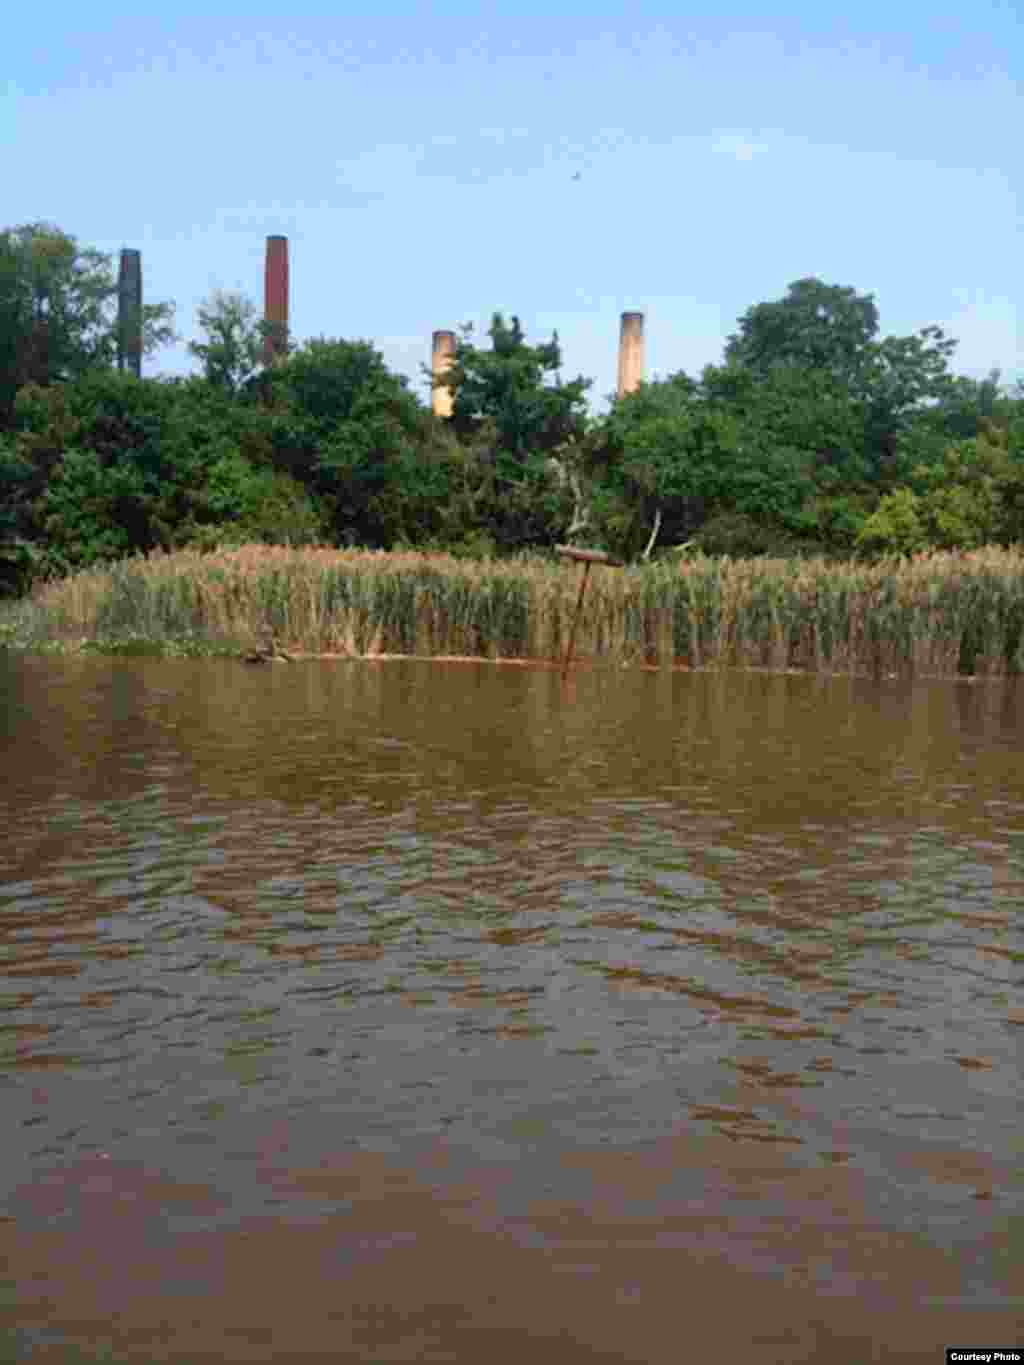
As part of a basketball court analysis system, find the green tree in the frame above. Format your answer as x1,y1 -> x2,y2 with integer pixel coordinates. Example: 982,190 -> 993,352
701,359 -> 869,488
179,447 -> 325,550
443,314 -> 590,465
187,289 -> 285,394
724,277 -> 957,484
854,487 -> 927,557
855,424 -> 1024,555
725,277 -> 881,381
39,446 -> 150,571
7,370 -> 207,570
917,423 -> 1024,549
585,374 -> 708,559
0,222 -> 176,424
586,366 -> 829,560
908,369 -> 1015,456
0,432 -> 40,593
263,337 -> 454,547
856,327 -> 958,477
435,314 -> 589,548
4,367 -> 313,571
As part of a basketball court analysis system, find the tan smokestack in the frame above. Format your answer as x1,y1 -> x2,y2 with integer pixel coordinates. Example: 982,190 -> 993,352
431,329 -> 456,417
264,235 -> 289,366
616,310 -> 644,398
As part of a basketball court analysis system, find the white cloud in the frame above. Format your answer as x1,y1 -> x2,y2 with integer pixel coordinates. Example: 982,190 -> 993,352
710,131 -> 764,162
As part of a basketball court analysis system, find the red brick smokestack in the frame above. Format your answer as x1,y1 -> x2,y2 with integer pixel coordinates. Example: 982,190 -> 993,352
263,235 -> 289,366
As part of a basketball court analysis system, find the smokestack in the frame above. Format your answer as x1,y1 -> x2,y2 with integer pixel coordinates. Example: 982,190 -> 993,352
616,310 -> 644,399
431,329 -> 456,418
264,235 -> 289,366
117,248 -> 142,378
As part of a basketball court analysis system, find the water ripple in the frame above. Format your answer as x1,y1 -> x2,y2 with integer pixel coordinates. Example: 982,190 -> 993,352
1,660 -> 1020,1210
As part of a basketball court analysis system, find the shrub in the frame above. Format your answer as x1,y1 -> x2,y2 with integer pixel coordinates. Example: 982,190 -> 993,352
855,488 -> 927,557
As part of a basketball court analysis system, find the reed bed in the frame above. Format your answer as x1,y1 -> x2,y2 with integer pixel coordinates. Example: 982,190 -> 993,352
3,544 -> 1023,678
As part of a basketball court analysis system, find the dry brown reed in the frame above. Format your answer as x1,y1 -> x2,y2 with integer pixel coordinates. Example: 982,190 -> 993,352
11,544 -> 1024,678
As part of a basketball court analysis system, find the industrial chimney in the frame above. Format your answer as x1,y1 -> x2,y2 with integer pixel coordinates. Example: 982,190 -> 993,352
616,311 -> 644,399
117,249 -> 143,378
263,235 -> 289,366
431,329 -> 456,418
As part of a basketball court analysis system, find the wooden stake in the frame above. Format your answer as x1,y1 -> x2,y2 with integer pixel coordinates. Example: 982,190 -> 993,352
556,545 -> 623,679
562,559 -> 591,680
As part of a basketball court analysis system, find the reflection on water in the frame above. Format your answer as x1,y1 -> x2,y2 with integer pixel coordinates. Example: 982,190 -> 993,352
1,656 -> 1021,1362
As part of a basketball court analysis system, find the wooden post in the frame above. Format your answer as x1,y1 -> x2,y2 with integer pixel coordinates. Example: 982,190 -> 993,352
556,545 -> 623,679
562,559 -> 591,680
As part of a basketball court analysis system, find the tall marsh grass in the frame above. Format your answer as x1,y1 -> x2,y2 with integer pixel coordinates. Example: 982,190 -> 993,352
3,544 -> 1023,678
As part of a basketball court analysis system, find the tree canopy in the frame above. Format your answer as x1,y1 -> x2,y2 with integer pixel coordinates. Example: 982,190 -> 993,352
187,288 -> 287,395
0,222 -> 176,422
429,314 -> 589,549
442,313 -> 590,467
0,222 -> 1020,589
725,277 -> 882,381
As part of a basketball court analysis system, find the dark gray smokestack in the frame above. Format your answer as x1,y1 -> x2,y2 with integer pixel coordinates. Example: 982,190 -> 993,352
117,248 -> 142,378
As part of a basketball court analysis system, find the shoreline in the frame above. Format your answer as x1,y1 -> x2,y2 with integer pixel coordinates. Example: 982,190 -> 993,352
279,653 -> 1013,681
5,642 -> 1010,682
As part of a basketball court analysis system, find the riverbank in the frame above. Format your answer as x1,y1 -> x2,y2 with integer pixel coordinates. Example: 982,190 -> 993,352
1,543 -> 1022,678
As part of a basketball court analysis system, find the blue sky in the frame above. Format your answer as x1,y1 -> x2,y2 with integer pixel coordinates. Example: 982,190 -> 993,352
5,0 -> 1020,413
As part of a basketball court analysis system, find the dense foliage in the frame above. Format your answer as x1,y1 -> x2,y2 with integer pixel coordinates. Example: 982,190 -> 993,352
1,223 -> 1021,596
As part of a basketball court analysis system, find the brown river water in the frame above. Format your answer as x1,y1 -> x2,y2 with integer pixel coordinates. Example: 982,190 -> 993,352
0,655 -> 1021,1363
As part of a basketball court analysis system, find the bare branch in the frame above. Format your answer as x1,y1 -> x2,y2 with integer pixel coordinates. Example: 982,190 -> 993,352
641,506 -> 662,561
